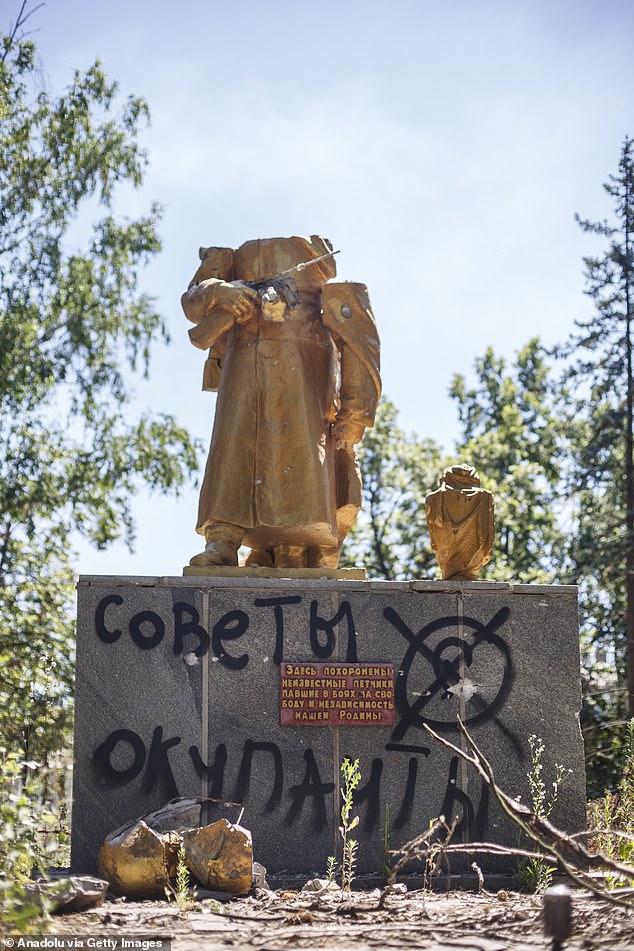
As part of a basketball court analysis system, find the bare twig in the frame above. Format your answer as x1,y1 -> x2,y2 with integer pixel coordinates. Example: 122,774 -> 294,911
386,815 -> 449,884
423,718 -> 634,907
0,517 -> 13,577
378,815 -> 460,909
2,0 -> 45,61
442,842 -> 554,860
391,816 -> 461,882
471,861 -> 484,892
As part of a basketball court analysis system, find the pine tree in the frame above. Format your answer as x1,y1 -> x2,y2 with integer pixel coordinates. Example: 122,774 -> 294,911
561,137 -> 634,717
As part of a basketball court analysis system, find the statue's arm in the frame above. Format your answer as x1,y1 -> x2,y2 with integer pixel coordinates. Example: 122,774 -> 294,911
334,352 -> 380,449
484,492 -> 496,551
181,278 -> 258,350
321,282 -> 381,449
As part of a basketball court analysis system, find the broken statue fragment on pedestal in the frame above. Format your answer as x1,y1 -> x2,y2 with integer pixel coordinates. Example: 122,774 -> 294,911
425,464 -> 495,580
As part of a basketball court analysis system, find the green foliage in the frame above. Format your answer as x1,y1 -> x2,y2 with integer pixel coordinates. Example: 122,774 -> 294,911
516,852 -> 556,896
339,757 -> 361,892
450,339 -> 566,583
589,719 -> 634,884
558,137 -> 634,727
0,754 -> 40,881
619,719 -> 634,830
0,751 -> 52,930
347,208 -> 634,789
175,848 -> 192,902
346,343 -> 565,587
342,397 -> 447,579
0,3 -> 200,895
582,707 -> 633,799
526,734 -> 571,822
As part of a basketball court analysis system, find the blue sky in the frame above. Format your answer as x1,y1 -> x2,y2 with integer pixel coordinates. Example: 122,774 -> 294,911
11,0 -> 633,574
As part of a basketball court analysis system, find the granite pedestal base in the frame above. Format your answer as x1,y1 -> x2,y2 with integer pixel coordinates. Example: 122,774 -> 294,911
71,576 -> 586,877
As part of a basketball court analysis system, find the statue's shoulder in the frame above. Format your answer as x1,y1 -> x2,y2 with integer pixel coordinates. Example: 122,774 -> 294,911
233,235 -> 336,284
188,246 -> 234,286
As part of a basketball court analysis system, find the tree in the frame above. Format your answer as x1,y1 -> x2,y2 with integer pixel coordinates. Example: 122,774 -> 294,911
345,343 -> 565,584
559,137 -> 634,720
341,398 -> 446,579
0,9 -> 200,771
450,339 -> 566,583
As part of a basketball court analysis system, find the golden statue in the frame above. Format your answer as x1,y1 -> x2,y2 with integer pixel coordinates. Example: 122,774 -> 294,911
425,464 -> 495,580
181,235 -> 381,569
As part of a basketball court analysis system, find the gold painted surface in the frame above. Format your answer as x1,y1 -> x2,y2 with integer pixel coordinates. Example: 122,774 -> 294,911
181,236 -> 381,570
182,820 -> 252,896
183,566 -> 366,579
96,821 -> 180,899
425,464 -> 495,581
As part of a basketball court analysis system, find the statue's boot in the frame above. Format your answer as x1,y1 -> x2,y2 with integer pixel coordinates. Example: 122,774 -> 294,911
273,545 -> 307,568
244,548 -> 274,568
189,524 -> 243,567
306,544 -> 342,569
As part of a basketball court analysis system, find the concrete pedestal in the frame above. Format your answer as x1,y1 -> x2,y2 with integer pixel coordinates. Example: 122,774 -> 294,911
71,576 -> 586,878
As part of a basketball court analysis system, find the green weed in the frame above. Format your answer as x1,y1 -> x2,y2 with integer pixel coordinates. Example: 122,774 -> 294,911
589,718 -> 634,886
165,847 -> 197,911
339,757 -> 361,892
517,734 -> 571,893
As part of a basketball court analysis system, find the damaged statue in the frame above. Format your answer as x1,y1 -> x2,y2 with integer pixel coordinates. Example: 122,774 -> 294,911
181,235 -> 381,569
425,464 -> 495,580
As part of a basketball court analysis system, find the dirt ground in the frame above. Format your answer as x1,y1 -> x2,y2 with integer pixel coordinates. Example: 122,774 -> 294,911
50,886 -> 634,951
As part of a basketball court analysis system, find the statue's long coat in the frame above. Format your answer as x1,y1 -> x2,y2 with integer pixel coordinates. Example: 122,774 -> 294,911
182,235 -> 380,554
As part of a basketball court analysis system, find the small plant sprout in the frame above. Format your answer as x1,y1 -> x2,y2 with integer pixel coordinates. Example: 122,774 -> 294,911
518,735 -> 572,893
422,818 -> 445,892
165,846 -> 196,910
339,757 -> 361,892
326,854 -> 337,883
527,735 -> 572,821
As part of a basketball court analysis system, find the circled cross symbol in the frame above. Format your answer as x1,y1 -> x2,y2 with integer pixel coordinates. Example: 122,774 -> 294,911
384,606 -> 512,742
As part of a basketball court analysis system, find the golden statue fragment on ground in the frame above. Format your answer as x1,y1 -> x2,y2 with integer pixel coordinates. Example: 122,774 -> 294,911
425,464 -> 495,580
181,235 -> 381,569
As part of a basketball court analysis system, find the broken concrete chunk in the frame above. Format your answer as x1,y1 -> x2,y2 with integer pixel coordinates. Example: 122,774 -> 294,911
252,861 -> 270,891
384,882 -> 408,896
138,796 -> 242,835
301,878 -> 340,895
182,819 -> 252,895
97,799 -> 253,900
26,876 -> 109,913
97,820 -> 180,898
139,797 -> 202,833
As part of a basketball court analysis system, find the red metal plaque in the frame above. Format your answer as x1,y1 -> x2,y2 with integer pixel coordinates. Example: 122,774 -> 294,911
279,662 -> 395,726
